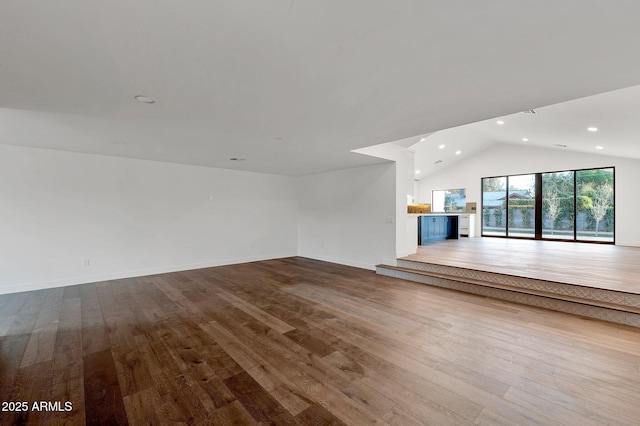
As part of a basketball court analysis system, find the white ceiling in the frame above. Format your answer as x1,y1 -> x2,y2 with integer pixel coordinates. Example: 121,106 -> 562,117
3,1 -> 640,176
413,84 -> 640,178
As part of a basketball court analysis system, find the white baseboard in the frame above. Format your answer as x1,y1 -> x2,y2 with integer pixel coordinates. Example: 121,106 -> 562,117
0,252 -> 298,295
297,252 -> 376,271
381,258 -> 398,267
396,249 -> 416,258
615,240 -> 640,248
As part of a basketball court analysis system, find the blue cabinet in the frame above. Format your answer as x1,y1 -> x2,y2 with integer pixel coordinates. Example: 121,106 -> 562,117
418,215 -> 459,244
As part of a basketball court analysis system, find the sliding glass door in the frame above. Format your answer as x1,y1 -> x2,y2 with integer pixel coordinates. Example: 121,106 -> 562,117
576,168 -> 614,242
482,167 -> 614,243
482,177 -> 506,236
542,171 -> 574,240
506,174 -> 536,238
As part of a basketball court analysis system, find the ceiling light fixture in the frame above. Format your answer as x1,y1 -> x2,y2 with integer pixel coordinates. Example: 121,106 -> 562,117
496,120 -> 504,125
595,146 -> 604,150
438,144 -> 445,149
522,138 -> 529,142
455,150 -> 461,155
415,170 -> 421,174
134,95 -> 157,104
420,137 -> 426,142
587,127 -> 598,132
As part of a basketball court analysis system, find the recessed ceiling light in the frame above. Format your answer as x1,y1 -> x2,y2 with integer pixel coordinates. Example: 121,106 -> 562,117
438,144 -> 445,149
134,95 -> 157,104
522,138 -> 529,142
229,157 -> 246,161
415,170 -> 421,174
496,120 -> 504,125
420,137 -> 426,142
455,150 -> 461,155
595,146 -> 604,150
587,127 -> 598,132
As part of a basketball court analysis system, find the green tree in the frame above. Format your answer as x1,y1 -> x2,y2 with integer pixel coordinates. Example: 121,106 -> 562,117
493,205 -> 503,226
580,182 -> 613,236
483,178 -> 505,192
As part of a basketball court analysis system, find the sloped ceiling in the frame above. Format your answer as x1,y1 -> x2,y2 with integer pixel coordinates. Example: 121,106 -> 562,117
2,1 -> 640,175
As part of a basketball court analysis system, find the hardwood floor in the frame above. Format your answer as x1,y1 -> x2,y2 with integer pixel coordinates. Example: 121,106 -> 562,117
405,238 -> 640,294
1,257 -> 640,425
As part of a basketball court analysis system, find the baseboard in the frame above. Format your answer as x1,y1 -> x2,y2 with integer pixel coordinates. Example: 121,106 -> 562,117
296,252 -> 376,271
0,252 -> 298,295
381,258 -> 399,267
616,240 -> 640,248
395,249 -> 416,258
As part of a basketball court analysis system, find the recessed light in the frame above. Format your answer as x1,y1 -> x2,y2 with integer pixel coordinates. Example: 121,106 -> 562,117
438,144 -> 445,149
522,138 -> 529,142
229,157 -> 246,161
496,120 -> 504,125
455,150 -> 461,155
595,146 -> 604,150
415,170 -> 421,174
135,95 -> 157,104
420,137 -> 426,142
587,127 -> 598,132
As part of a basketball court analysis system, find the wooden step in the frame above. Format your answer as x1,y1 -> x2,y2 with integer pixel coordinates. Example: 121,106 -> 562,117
376,264 -> 640,328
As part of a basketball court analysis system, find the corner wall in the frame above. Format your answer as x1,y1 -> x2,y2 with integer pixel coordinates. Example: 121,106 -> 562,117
0,144 -> 299,294
297,163 -> 397,270
416,143 -> 640,246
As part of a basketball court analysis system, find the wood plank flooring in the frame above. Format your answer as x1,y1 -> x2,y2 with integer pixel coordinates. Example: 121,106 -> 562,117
405,238 -> 640,294
1,257 -> 640,425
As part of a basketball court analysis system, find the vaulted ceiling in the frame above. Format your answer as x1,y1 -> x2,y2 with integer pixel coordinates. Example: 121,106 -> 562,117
3,1 -> 640,176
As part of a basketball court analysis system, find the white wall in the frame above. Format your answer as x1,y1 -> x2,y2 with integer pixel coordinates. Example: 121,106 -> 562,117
417,143 -> 640,246
297,163 -> 397,270
352,143 -> 418,258
0,144 -> 298,294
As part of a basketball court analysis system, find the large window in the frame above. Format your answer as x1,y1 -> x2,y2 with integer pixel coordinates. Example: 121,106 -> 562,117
482,167 -> 614,243
542,171 -> 575,240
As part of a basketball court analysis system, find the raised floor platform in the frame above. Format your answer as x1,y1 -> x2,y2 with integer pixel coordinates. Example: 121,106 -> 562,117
377,238 -> 640,327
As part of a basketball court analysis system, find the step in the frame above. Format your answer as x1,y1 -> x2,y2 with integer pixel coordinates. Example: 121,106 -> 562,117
376,264 -> 640,328
395,259 -> 640,310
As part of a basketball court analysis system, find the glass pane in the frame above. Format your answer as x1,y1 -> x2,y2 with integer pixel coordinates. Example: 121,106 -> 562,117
506,174 -> 536,237
432,189 -> 466,212
576,168 -> 614,242
542,171 -> 575,240
482,177 -> 506,236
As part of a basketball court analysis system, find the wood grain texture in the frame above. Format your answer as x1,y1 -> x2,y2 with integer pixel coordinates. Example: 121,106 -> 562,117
1,256 -> 640,425
405,237 -> 640,293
